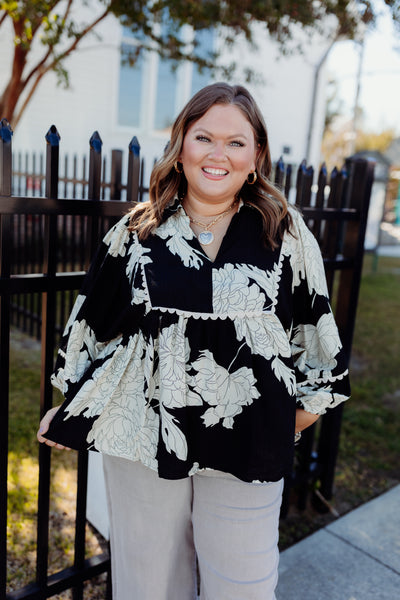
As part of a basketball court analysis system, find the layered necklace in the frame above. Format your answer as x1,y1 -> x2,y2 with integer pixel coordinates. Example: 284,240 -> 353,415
185,199 -> 238,246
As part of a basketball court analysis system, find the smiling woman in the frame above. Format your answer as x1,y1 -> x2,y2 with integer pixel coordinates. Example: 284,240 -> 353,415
38,82 -> 350,600
180,104 -> 257,206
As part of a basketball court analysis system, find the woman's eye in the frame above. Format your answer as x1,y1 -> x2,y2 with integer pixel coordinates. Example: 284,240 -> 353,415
230,140 -> 244,147
196,135 -> 210,142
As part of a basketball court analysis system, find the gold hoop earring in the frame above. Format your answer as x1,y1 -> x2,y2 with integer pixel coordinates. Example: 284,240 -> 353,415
247,171 -> 257,185
174,161 -> 183,174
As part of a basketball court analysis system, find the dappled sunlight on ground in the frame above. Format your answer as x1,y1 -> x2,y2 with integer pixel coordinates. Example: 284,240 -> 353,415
7,452 -> 106,596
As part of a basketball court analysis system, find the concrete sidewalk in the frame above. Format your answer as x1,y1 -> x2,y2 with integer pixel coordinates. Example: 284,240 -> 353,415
276,485 -> 400,600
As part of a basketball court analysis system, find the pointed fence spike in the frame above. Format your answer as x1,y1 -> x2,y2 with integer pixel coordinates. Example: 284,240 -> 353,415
45,124 -> 60,146
127,136 -> 141,203
0,118 -> 13,196
129,136 -> 140,156
89,131 -> 103,153
319,163 -> 327,177
88,132 -> 102,201
0,118 -> 13,143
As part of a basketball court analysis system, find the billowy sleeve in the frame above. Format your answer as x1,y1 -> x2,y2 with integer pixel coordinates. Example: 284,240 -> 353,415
51,216 -> 137,396
287,209 -> 350,415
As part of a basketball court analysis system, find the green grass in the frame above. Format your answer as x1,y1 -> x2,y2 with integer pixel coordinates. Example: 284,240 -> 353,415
6,254 -> 400,579
335,254 -> 400,503
7,331 -> 105,597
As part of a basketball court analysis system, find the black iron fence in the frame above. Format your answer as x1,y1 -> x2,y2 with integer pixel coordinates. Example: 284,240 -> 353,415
0,116 -> 374,599
9,127 -> 150,341
11,132 -> 149,202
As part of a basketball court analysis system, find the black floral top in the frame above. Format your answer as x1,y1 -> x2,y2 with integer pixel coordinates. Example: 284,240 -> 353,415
48,200 -> 350,482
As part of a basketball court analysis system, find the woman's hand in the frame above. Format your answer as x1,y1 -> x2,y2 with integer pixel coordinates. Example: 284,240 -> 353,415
37,406 -> 71,450
295,408 -> 319,433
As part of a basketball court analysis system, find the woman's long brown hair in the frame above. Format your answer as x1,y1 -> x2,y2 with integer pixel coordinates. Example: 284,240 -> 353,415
128,82 -> 292,248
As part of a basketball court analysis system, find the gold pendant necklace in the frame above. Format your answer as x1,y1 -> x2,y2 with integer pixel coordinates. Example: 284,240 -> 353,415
186,200 -> 238,246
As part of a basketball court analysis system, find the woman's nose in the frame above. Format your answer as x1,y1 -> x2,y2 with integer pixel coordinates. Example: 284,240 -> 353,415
209,141 -> 226,160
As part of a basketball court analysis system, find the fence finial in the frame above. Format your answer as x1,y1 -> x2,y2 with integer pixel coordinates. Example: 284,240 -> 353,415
89,132 -> 102,201
127,136 -> 141,204
45,124 -> 60,147
129,136 -> 140,157
0,118 -> 13,143
90,131 -> 103,154
0,119 -> 13,196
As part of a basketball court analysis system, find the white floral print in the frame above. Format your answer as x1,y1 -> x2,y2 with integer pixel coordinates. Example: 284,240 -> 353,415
103,218 -> 131,257
49,204 -> 350,483
236,263 -> 282,306
188,350 -> 260,429
282,209 -> 328,297
291,312 -> 341,374
155,210 -> 205,269
213,264 -> 266,313
235,315 -> 291,360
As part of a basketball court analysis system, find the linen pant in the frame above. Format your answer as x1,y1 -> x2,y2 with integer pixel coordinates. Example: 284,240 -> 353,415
103,455 -> 283,600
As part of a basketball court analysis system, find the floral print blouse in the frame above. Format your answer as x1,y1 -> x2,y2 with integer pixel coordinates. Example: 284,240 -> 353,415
47,200 -> 350,483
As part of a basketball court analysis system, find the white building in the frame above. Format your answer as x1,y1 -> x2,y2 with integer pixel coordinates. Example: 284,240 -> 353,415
0,2 -> 338,184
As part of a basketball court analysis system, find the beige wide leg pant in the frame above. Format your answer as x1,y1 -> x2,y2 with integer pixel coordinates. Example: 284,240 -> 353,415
103,455 -> 283,600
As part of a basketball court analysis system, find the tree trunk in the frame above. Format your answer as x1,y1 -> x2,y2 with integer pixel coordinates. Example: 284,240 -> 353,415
0,17 -> 30,125
0,40 -> 29,125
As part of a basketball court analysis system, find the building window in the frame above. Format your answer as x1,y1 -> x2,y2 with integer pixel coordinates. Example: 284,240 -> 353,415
117,26 -> 214,130
118,44 -> 144,127
154,57 -> 178,131
191,29 -> 215,96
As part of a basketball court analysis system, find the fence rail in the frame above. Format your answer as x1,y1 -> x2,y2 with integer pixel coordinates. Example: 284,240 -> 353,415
0,116 -> 374,599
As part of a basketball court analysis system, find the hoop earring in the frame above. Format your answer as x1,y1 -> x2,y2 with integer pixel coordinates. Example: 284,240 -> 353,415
247,171 -> 257,185
174,161 -> 183,174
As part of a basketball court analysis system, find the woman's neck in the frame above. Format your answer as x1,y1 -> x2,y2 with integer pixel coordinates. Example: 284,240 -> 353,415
183,195 -> 237,219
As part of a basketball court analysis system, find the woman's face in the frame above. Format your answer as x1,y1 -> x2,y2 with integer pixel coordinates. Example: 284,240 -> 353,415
179,104 -> 258,206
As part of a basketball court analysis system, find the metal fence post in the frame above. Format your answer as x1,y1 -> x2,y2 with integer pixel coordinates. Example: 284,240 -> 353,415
37,125 -> 61,590
0,118 -> 13,597
86,132 -> 103,264
0,119 -> 13,197
45,125 -> 60,200
110,150 -> 123,200
284,164 -> 292,199
89,131 -> 102,201
127,136 -> 141,204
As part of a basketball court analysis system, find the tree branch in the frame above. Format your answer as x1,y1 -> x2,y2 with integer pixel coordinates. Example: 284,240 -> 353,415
22,5 -> 109,96
0,11 -> 8,29
45,6 -> 111,74
23,47 -> 54,89
61,0 -> 74,24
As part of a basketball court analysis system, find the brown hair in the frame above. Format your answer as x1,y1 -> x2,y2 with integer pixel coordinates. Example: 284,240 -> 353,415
128,82 -> 292,247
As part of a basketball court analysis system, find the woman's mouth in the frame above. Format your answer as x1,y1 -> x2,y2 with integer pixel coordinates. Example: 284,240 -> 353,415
202,167 -> 229,178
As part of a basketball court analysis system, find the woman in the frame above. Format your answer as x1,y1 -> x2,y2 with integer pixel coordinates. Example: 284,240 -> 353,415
38,83 -> 350,600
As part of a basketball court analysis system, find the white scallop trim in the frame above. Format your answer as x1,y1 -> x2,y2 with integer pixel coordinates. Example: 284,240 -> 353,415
152,305 -> 275,320
302,369 -> 349,385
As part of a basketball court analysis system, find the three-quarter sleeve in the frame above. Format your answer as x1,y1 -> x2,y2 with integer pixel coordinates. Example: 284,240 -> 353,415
288,209 -> 351,415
